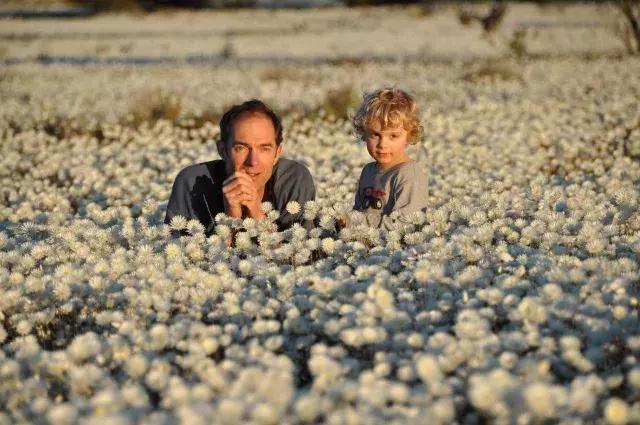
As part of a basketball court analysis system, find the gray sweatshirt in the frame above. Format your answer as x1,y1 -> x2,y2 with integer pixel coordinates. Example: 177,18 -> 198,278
353,160 -> 429,228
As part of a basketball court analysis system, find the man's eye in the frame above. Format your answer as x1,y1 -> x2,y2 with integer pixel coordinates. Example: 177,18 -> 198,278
261,146 -> 273,152
233,145 -> 246,152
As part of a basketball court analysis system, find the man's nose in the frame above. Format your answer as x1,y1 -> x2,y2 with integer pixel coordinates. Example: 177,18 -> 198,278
244,149 -> 258,166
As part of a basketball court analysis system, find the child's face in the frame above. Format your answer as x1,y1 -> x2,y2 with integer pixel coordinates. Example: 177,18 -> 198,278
365,121 -> 410,170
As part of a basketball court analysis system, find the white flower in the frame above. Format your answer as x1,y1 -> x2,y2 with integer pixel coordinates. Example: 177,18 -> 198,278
319,215 -> 335,230
524,383 -> 556,420
303,200 -> 319,220
237,259 -> 253,275
294,395 -> 321,422
121,383 -> 150,408
186,219 -> 205,235
165,243 -> 182,259
235,232 -> 253,250
170,215 -> 188,231
251,403 -> 279,425
416,355 -> 443,383
604,398 -> 630,425
217,399 -> 244,425
293,248 -> 311,265
407,333 -> 424,348
47,404 -> 78,425
261,201 -> 274,213
286,201 -> 301,215
68,332 -> 102,363
125,354 -> 148,378
267,210 -> 280,222
215,224 -> 232,239
145,360 -> 171,392
518,297 -> 548,324
468,369 -> 515,417
148,324 -> 169,351
321,237 -> 336,254
628,368 -> 640,390
431,397 -> 455,424
455,310 -> 491,339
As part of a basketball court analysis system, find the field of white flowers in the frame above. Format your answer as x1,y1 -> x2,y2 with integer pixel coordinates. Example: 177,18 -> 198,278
2,4 -> 640,424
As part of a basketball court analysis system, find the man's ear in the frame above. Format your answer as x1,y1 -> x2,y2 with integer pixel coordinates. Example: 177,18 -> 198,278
274,143 -> 282,163
216,139 -> 228,160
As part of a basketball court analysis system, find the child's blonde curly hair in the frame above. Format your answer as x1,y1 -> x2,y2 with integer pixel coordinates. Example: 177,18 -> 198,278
352,88 -> 423,145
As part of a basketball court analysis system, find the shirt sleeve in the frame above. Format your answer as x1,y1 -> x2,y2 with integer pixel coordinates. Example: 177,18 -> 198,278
164,169 -> 193,227
353,172 -> 363,211
277,163 -> 316,231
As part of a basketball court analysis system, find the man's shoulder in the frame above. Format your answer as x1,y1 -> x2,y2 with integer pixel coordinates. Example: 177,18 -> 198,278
274,158 -> 313,181
174,160 -> 225,184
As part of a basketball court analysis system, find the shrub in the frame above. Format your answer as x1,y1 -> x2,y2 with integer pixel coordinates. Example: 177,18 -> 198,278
461,60 -> 524,84
129,89 -> 182,126
319,85 -> 358,119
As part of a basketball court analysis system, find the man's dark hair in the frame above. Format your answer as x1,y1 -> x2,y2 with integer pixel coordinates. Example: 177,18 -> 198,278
219,99 -> 283,147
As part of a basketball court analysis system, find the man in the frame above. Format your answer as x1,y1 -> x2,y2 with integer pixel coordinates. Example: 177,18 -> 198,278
165,99 -> 315,235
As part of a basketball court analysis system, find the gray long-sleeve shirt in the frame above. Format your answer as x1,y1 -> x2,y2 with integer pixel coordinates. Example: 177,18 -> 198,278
353,160 -> 429,228
165,158 -> 315,235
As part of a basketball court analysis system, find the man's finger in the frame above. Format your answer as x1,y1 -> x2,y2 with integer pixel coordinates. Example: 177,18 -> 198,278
223,171 -> 252,184
224,171 -> 257,186
223,182 -> 254,196
224,186 -> 258,205
223,182 -> 258,199
223,179 -> 253,194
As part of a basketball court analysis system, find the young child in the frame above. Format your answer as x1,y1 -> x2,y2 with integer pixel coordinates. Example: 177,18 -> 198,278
352,88 -> 429,228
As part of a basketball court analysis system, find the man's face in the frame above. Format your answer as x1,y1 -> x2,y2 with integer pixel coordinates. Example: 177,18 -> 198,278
220,112 -> 282,192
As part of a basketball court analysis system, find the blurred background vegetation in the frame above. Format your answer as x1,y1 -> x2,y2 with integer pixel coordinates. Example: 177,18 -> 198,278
2,0 -> 633,10
1,0 -> 638,55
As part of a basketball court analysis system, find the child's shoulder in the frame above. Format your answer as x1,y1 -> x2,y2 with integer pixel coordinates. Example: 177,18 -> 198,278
391,159 -> 425,175
389,160 -> 428,183
358,161 -> 378,175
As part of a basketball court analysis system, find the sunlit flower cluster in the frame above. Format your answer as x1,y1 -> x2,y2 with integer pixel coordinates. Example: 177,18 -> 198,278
1,11 -> 640,423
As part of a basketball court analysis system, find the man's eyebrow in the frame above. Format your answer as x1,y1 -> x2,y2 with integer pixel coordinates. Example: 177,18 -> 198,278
232,141 -> 275,147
